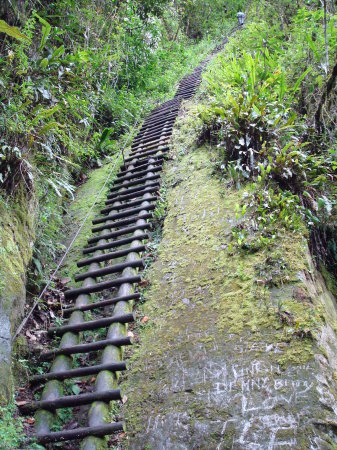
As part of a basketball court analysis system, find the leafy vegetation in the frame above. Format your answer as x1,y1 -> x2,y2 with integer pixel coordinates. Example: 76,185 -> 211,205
0,401 -> 24,449
0,399 -> 42,449
196,0 -> 336,282
0,0 -> 244,288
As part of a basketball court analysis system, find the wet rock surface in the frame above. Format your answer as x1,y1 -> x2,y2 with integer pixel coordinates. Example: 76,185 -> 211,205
0,313 -> 12,401
0,190 -> 36,403
124,146 -> 337,449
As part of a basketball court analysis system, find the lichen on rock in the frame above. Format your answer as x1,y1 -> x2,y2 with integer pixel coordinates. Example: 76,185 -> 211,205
123,111 -> 337,448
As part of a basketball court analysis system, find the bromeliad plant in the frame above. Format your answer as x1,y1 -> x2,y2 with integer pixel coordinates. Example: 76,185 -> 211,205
197,7 -> 336,265
199,45 -> 311,183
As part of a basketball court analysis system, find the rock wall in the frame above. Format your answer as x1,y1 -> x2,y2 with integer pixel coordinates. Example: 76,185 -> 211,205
0,188 -> 37,403
124,142 -> 337,449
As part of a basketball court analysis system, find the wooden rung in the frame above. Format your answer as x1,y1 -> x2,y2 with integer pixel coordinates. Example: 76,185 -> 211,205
107,181 -> 160,200
134,123 -> 173,138
88,222 -> 151,244
48,312 -> 135,335
30,362 -> 127,383
63,294 -> 139,315
114,167 -> 162,184
101,196 -> 157,215
92,204 -> 155,226
36,423 -> 124,444
83,228 -> 150,254
120,155 -> 166,172
118,160 -> 163,176
130,141 -> 170,156
145,101 -> 179,116
20,389 -> 122,413
91,213 -> 152,233
132,130 -> 173,147
130,139 -> 169,154
105,187 -> 159,205
139,113 -> 177,128
109,174 -> 161,194
77,246 -> 146,267
40,337 -> 133,360
74,259 -> 144,282
139,115 -> 176,130
64,275 -> 141,299
124,148 -> 169,164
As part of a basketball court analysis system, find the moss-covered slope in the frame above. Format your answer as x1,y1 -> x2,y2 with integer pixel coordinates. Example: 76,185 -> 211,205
124,127 -> 337,448
0,188 -> 36,402
59,155 -> 123,282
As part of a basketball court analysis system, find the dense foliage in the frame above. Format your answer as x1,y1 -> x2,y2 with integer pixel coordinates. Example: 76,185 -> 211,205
196,0 -> 337,281
0,0 -> 243,284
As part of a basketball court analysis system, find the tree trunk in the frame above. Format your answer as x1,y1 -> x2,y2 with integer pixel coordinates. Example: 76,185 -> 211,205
315,54 -> 337,132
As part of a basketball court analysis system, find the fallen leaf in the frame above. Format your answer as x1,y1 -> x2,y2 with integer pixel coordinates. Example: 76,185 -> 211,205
26,418 -> 35,425
16,400 -> 28,406
122,395 -> 128,404
72,384 -> 81,395
127,331 -> 134,338
61,277 -> 72,285
139,280 -> 149,288
25,330 -> 37,341
141,316 -> 149,324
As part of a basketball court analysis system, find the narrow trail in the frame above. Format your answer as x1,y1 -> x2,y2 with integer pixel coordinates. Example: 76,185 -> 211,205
19,47 -> 218,448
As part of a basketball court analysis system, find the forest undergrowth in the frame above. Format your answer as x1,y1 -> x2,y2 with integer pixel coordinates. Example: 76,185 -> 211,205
0,0 -> 244,294
192,0 -> 337,290
1,0 -> 337,446
0,0 -> 245,446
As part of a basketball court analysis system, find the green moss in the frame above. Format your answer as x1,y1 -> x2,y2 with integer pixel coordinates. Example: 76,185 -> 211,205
123,124 -> 337,446
34,409 -> 56,433
169,100 -> 203,158
11,335 -> 30,389
139,145 -> 314,344
80,436 -> 108,450
320,263 -> 337,298
278,298 -> 321,334
277,338 -> 314,367
0,187 -> 37,403
0,189 -> 36,312
0,400 -> 25,449
60,155 -> 123,281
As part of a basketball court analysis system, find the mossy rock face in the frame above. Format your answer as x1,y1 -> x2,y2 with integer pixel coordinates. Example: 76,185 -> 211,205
0,187 -> 37,403
124,143 -> 337,449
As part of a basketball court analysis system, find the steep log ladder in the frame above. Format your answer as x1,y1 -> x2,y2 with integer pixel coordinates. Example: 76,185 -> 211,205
20,58 -> 211,447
